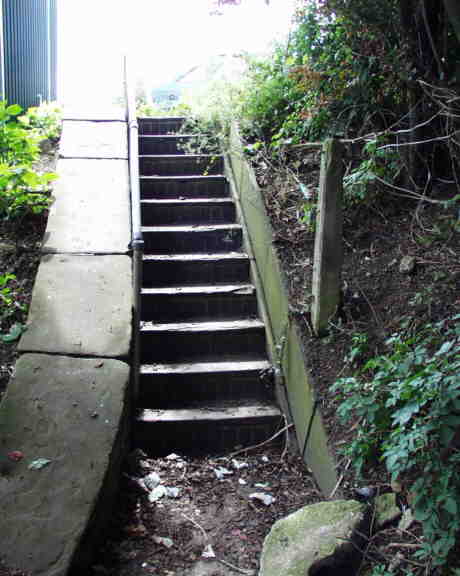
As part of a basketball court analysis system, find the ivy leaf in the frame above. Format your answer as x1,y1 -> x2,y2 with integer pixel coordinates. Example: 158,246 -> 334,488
0,323 -> 26,342
6,104 -> 22,116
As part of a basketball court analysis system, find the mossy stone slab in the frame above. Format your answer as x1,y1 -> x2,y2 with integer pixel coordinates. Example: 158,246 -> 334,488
259,500 -> 366,576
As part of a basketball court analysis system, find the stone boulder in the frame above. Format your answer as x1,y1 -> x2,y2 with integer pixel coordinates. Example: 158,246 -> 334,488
259,500 -> 368,576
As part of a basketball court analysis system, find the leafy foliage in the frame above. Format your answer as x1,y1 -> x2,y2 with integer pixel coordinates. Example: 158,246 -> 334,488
0,101 -> 57,219
0,273 -> 26,342
19,101 -> 62,141
331,316 -> 460,566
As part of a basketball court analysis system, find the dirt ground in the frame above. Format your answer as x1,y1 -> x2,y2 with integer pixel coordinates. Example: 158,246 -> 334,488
0,148 -> 58,404
91,445 -> 319,576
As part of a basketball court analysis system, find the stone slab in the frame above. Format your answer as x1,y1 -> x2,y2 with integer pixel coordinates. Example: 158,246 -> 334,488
43,159 -> 130,254
63,106 -> 126,122
18,254 -> 132,358
59,121 -> 128,159
0,353 -> 130,576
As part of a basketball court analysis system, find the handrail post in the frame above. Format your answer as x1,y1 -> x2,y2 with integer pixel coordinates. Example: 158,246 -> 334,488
124,55 -> 143,403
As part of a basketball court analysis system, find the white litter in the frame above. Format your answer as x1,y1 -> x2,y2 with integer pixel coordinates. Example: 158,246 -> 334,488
201,544 -> 216,559
213,466 -> 233,480
143,472 -> 161,491
249,492 -> 276,506
153,536 -> 174,548
148,485 -> 168,503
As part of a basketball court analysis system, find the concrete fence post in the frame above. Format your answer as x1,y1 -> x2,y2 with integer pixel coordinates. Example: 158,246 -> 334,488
312,138 -> 344,336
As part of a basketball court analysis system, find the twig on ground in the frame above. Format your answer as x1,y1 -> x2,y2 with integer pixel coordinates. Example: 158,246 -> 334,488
329,458 -> 352,499
228,423 -> 294,458
181,513 -> 208,541
217,557 -> 255,575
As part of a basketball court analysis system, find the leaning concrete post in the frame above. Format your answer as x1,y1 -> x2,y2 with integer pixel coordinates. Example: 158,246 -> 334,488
312,138 -> 344,336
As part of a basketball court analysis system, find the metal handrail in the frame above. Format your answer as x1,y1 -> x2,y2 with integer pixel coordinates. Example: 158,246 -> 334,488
124,55 -> 143,402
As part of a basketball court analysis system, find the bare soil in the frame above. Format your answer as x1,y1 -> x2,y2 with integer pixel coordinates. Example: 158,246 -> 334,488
91,446 -> 319,576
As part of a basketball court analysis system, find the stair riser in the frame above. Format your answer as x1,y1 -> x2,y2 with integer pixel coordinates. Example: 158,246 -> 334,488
139,371 -> 273,407
139,118 -> 184,135
135,417 -> 282,455
142,228 -> 243,253
140,156 -> 224,176
140,328 -> 266,363
142,258 -> 250,287
141,293 -> 258,322
139,136 -> 192,155
141,178 -> 228,199
141,203 -> 236,226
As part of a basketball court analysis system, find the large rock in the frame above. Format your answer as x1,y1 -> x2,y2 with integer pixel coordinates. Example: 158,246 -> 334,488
0,353 -> 130,576
259,500 -> 368,576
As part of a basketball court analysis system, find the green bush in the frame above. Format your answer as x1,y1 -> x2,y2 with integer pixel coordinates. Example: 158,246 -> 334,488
331,316 -> 460,567
0,101 -> 56,219
19,101 -> 62,141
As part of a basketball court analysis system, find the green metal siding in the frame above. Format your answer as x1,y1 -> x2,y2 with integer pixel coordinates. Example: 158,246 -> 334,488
2,0 -> 57,109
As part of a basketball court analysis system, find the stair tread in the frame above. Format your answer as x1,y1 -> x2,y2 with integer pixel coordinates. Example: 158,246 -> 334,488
143,252 -> 248,262
141,198 -> 232,205
141,318 -> 264,332
140,175 -> 225,181
139,134 -> 194,139
141,224 -> 241,233
139,154 -> 222,160
137,402 -> 281,423
140,360 -> 271,375
142,284 -> 254,296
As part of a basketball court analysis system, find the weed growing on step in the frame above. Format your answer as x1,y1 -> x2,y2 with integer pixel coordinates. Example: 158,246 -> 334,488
0,101 -> 57,219
19,101 -> 62,142
331,315 -> 460,569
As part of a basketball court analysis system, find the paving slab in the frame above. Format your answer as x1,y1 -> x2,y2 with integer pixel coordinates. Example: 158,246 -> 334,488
59,120 -> 128,159
43,159 -> 130,254
18,254 -> 132,358
0,353 -> 130,576
63,106 -> 126,122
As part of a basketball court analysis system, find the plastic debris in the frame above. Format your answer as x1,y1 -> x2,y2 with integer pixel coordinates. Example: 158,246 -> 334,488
153,536 -> 174,549
201,544 -> 216,559
254,482 -> 270,489
166,486 -> 181,498
143,472 -> 161,491
261,456 -> 269,463
238,478 -> 247,485
7,451 -> 24,462
166,453 -> 181,461
213,466 -> 233,480
148,485 -> 167,503
28,458 -> 52,470
249,492 -> 276,506
231,458 -> 248,470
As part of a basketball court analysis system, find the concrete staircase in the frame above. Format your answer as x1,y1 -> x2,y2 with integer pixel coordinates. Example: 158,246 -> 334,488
135,117 -> 282,454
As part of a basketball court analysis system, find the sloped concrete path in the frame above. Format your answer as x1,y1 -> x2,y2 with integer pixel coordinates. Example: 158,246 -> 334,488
0,115 -> 133,576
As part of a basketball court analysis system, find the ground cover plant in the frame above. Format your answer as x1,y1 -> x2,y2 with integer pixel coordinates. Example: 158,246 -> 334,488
0,100 -> 60,402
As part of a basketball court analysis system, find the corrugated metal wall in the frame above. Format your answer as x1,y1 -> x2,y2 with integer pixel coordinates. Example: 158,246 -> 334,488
1,0 -> 57,109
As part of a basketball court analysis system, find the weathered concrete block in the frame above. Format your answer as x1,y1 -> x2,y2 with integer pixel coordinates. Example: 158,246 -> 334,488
63,107 -> 125,122
43,159 -> 130,254
60,121 -> 128,159
18,254 -> 132,358
0,354 -> 130,576
259,500 -> 367,576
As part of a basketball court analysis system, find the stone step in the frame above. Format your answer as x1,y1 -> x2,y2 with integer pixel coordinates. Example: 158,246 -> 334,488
141,284 -> 258,322
138,360 -> 273,407
140,319 -> 266,363
141,198 -> 236,226
138,116 -> 185,135
139,154 -> 224,177
141,224 -> 243,253
139,135 -> 193,155
140,175 -> 229,199
134,402 -> 282,455
142,252 -> 250,287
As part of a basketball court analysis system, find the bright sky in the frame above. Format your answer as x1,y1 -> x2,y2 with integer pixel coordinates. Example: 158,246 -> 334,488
59,0 -> 296,110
